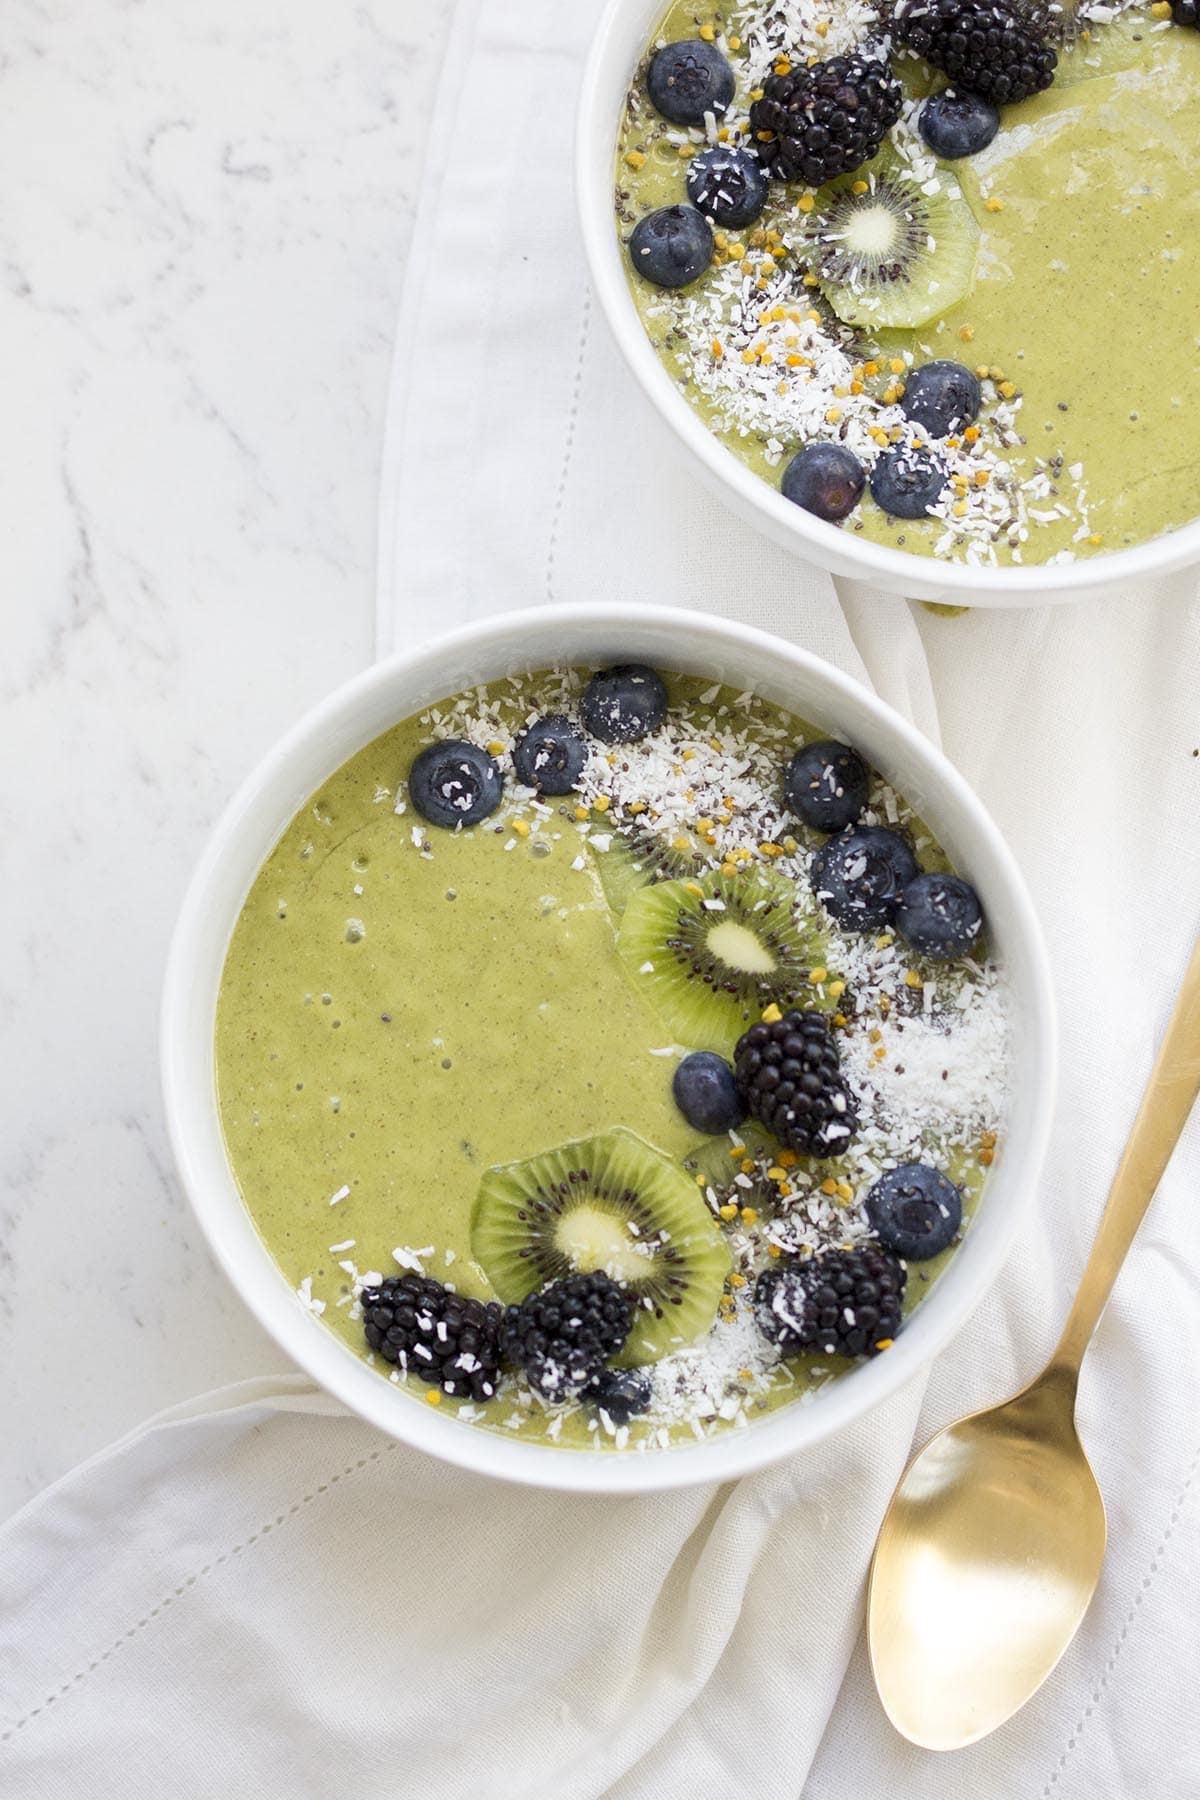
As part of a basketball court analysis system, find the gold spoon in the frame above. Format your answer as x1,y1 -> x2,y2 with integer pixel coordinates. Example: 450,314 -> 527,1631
868,932 -> 1200,1751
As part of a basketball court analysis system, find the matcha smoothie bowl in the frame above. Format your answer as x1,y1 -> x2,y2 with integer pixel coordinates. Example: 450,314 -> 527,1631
578,0 -> 1200,604
163,606 -> 1055,1493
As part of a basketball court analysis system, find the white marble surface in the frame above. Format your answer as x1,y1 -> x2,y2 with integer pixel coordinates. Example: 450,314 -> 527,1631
0,0 -> 455,1521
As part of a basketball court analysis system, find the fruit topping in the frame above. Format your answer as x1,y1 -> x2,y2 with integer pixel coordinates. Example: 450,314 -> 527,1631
804,152 -> 980,330
868,444 -> 950,518
408,739 -> 502,829
512,714 -> 587,796
586,1365 -> 654,1425
617,866 -> 822,1053
784,738 -> 870,833
647,38 -> 736,126
899,360 -> 983,438
591,821 -> 708,916
918,88 -> 1001,158
781,442 -> 867,523
471,1127 -> 731,1364
502,1271 -> 632,1403
894,870 -> 984,958
582,663 -> 669,742
686,146 -> 769,229
811,826 -> 918,929
754,1243 -> 905,1357
672,1050 -> 747,1135
734,1008 -> 858,1157
866,1162 -> 963,1259
893,0 -> 1057,105
360,1274 -> 504,1402
628,204 -> 714,289
749,52 -> 903,185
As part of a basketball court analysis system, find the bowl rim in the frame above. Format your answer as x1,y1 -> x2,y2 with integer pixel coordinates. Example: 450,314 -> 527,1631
162,601 -> 1057,1494
573,0 -> 1200,605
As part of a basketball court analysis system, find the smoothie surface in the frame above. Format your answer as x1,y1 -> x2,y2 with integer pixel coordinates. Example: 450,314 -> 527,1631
216,673 -> 1006,1450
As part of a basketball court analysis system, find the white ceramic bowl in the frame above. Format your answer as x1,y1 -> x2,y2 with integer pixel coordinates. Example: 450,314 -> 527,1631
575,0 -> 1200,608
162,603 -> 1055,1493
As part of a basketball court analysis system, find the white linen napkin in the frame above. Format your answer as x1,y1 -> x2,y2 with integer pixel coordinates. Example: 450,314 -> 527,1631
2,2 -> 1198,1795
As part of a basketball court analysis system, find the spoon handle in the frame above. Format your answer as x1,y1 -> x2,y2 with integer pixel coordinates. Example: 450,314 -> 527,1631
1052,932 -> 1200,1378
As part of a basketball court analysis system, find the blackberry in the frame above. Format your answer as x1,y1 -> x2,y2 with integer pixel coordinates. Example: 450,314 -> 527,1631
755,1244 -> 905,1358
503,1271 -> 633,1403
893,0 -> 1057,105
733,1009 -> 858,1157
360,1274 -> 504,1402
749,53 -> 903,186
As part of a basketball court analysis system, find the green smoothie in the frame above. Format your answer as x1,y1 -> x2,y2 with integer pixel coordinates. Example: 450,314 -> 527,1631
216,669 -> 1008,1452
616,3 -> 1200,565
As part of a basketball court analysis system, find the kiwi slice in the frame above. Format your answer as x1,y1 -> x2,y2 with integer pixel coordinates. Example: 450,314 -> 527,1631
471,1127 -> 731,1364
591,822 -> 709,915
617,866 -> 826,1054
805,151 -> 980,330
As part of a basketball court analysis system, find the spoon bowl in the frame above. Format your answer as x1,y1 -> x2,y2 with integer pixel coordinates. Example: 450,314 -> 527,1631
868,931 -> 1200,1746
868,1369 -> 1106,1749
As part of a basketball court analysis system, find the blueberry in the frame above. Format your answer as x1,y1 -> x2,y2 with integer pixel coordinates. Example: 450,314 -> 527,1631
647,39 -> 735,126
512,714 -> 587,796
811,827 -> 918,930
781,443 -> 867,524
867,1163 -> 963,1260
894,871 -> 983,959
672,1051 -> 746,1134
868,445 -> 949,519
408,740 -> 502,829
919,89 -> 1001,160
586,1366 -> 653,1426
686,146 -> 768,228
581,664 -> 668,744
784,739 -> 870,833
900,361 -> 983,439
628,205 -> 713,289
